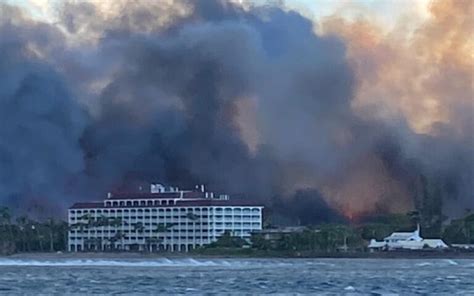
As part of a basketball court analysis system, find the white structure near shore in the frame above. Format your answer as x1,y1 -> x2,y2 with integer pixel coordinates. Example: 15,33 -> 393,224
68,184 -> 263,252
368,225 -> 449,251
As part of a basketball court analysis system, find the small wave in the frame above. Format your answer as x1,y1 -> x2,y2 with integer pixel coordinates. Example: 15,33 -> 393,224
415,262 -> 432,267
0,258 -> 232,267
444,259 -> 458,265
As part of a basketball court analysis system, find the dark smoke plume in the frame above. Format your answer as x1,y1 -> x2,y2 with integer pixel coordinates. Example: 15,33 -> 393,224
0,0 -> 471,222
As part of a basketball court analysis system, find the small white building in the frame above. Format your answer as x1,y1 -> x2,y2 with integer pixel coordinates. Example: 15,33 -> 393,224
368,225 -> 448,251
68,184 -> 263,252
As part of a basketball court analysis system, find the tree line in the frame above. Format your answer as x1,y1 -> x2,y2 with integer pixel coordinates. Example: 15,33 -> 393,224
223,212 -> 474,253
1,206 -> 473,254
0,207 -> 68,254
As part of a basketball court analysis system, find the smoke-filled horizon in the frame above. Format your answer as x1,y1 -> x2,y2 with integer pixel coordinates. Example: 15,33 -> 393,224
0,0 -> 472,223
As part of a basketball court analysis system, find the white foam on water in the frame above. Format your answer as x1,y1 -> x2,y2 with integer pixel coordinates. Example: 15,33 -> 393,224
415,262 -> 432,267
0,258 -> 234,267
444,259 -> 458,265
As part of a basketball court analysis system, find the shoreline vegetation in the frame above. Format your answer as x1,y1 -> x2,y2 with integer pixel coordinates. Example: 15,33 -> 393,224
3,250 -> 474,260
1,206 -> 473,258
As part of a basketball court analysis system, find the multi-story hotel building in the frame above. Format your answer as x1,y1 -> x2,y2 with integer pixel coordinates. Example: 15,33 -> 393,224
68,184 -> 263,252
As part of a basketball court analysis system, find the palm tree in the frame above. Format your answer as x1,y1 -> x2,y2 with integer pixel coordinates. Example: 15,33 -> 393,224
45,218 -> 56,252
132,222 -> 145,233
108,217 -> 123,228
71,222 -> 88,233
113,218 -> 125,249
153,223 -> 176,250
186,212 -> 201,248
96,215 -> 109,227
0,207 -> 13,242
154,223 -> 177,233
108,231 -> 126,251
16,216 -> 29,252
30,224 -> 44,252
186,213 -> 199,221
145,237 -> 161,252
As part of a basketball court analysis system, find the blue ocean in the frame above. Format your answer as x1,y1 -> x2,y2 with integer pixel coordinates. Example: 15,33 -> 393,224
0,258 -> 472,295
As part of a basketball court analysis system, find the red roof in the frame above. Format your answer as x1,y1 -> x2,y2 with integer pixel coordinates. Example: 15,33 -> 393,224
106,191 -> 206,200
69,202 -> 104,209
69,199 -> 263,209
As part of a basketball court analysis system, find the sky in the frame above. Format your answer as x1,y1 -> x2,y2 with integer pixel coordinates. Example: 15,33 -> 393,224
8,0 -> 431,30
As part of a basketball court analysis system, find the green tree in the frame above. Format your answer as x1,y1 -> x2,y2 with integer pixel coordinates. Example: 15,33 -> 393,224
0,207 -> 13,242
209,231 -> 247,248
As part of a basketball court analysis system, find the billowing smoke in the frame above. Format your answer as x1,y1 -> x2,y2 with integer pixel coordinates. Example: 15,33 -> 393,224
0,0 -> 471,222
322,0 -> 473,218
0,5 -> 88,215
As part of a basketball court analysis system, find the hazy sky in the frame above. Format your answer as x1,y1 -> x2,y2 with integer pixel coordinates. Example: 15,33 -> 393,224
7,0 -> 431,30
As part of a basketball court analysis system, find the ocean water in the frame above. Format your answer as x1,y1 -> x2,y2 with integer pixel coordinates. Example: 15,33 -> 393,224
0,258 -> 472,295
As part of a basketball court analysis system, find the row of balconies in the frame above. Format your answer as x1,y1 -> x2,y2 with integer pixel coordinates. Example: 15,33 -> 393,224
70,231 -> 252,241
70,228 -> 255,236
69,236 -> 217,241
71,207 -> 261,215
70,229 -> 212,235
69,216 -> 261,224
70,212 -> 261,218
69,222 -> 260,233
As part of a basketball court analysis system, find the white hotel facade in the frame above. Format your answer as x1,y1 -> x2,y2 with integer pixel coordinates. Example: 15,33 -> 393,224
68,184 -> 263,252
